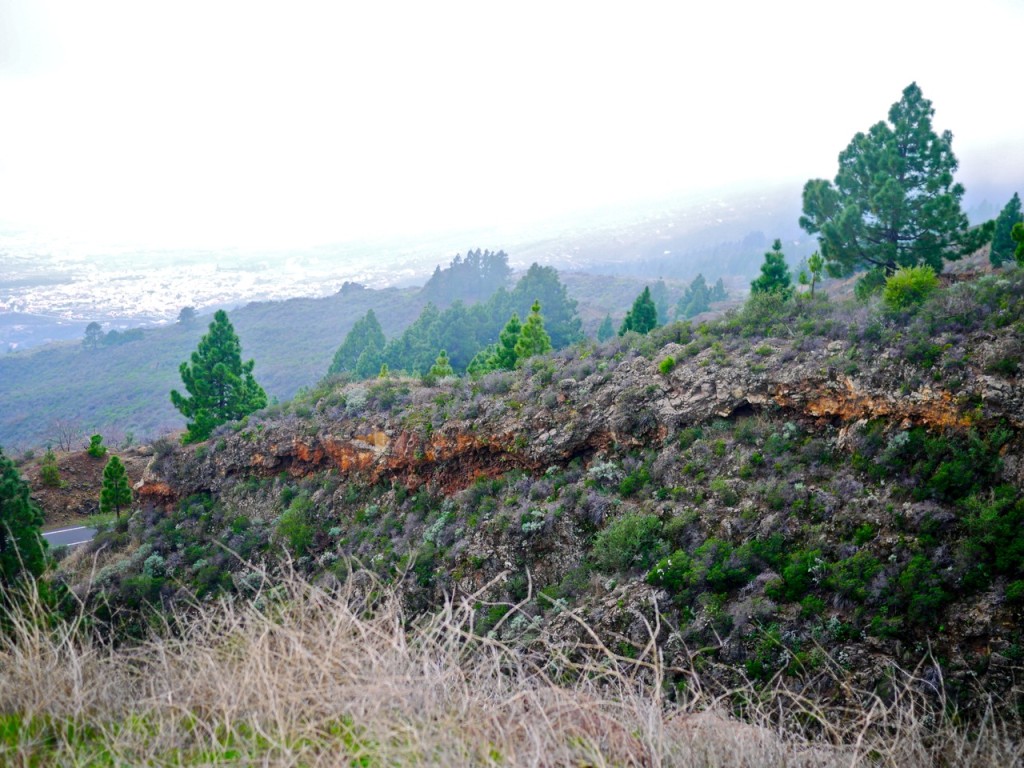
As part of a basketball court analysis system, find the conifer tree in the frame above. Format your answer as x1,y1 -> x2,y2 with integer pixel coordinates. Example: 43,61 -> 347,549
991,193 -> 1023,268
465,345 -> 499,378
0,448 -> 47,591
619,287 -> 658,335
710,278 -> 728,302
800,83 -> 988,284
650,279 -> 671,325
750,240 -> 793,298
1013,222 -> 1024,266
798,252 -> 825,298
83,322 -> 103,351
40,448 -> 62,488
494,313 -> 522,370
675,274 -> 710,319
514,301 -> 552,361
329,309 -> 386,376
354,346 -> 384,380
100,455 -> 132,519
86,434 -> 106,458
597,314 -> 615,342
170,310 -> 267,443
428,350 -> 455,379
507,265 -> 582,348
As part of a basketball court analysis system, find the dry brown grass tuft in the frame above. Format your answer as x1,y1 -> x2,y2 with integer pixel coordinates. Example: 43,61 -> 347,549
0,568 -> 1021,766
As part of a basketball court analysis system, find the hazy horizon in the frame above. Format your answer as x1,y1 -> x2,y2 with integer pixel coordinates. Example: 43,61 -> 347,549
1,1 -> 1022,253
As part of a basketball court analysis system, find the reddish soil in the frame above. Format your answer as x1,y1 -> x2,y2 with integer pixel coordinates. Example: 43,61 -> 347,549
19,448 -> 151,530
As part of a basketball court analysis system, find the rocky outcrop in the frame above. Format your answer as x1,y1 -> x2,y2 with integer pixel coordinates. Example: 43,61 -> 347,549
137,333 -> 1022,507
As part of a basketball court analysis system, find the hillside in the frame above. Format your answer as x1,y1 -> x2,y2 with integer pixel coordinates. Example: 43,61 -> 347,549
23,267 -> 1022,764
0,285 -> 425,450
0,270 -> 717,451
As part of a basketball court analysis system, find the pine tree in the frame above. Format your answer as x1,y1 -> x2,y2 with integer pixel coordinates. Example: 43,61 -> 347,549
597,314 -> 615,342
991,193 -> 1023,268
170,310 -> 267,443
798,252 -> 825,298
83,322 -> 103,351
466,345 -> 499,378
800,83 -> 989,286
428,350 -> 455,379
494,313 -> 522,370
514,301 -> 552,361
507,264 -> 582,348
710,278 -> 728,302
650,279 -> 671,325
0,448 -> 47,591
619,287 -> 658,335
750,240 -> 793,298
675,274 -> 710,319
1013,222 -> 1024,266
86,434 -> 107,458
100,455 -> 132,519
329,309 -> 386,376
40,448 -> 62,488
354,346 -> 383,380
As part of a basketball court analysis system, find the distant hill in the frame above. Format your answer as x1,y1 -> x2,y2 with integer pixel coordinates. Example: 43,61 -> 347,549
0,285 -> 424,450
0,270 -> 732,450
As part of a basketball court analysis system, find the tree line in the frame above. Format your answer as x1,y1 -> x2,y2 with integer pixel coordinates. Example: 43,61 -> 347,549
329,262 -> 583,379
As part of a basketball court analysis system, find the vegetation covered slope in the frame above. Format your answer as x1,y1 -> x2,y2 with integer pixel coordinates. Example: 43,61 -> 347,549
49,269 -> 1024,718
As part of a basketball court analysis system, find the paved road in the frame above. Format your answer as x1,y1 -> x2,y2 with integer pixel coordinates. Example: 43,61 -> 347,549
42,526 -> 97,548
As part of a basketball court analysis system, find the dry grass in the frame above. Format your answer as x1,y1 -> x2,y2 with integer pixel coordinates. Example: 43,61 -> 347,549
0,569 -> 1021,767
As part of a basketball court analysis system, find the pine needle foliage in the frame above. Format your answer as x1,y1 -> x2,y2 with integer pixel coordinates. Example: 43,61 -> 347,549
100,456 -> 132,519
170,310 -> 267,443
0,448 -> 46,592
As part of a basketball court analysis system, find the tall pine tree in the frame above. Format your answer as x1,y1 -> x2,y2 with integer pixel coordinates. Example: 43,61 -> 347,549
800,83 -> 989,286
619,287 -> 658,335
100,456 -> 132,519
493,313 -> 522,370
170,310 -> 267,443
750,240 -> 793,298
329,309 -> 386,376
991,193 -> 1023,268
1013,222 -> 1024,266
0,448 -> 47,592
514,301 -> 552,361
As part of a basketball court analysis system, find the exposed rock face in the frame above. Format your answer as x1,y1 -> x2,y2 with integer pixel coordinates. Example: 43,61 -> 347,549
138,335 -> 1022,507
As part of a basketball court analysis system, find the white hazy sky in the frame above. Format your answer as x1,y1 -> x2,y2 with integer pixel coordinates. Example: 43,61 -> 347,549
1,0 -> 1022,249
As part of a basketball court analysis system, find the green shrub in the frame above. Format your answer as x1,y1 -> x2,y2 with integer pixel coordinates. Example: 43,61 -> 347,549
766,549 -> 821,603
86,434 -> 107,458
892,554 -> 950,625
1006,580 -> 1024,603
276,493 -> 315,556
649,537 -> 780,602
825,550 -> 882,602
882,265 -> 939,312
590,513 -> 664,573
618,467 -> 651,497
960,485 -> 1024,588
677,426 -> 703,451
852,523 -> 876,546
658,356 -> 676,375
39,449 -> 63,488
986,357 -> 1020,376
